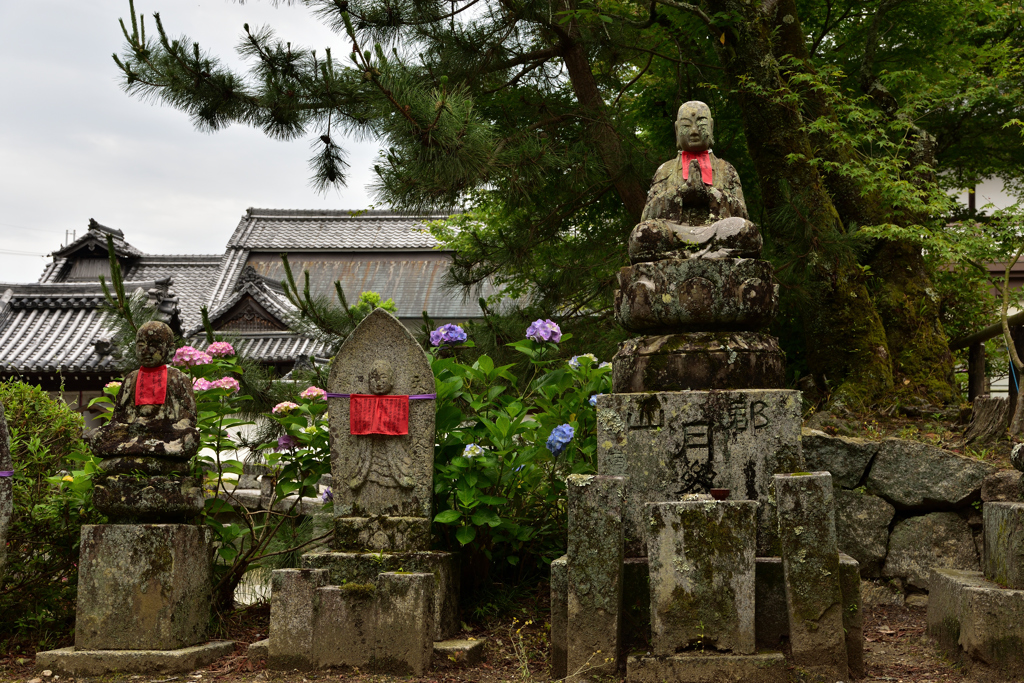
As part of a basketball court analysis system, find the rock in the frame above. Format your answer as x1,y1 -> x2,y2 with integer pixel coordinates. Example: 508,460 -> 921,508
433,639 -> 486,665
839,554 -> 865,680
626,652 -> 789,683
92,474 -> 205,522
983,502 -> 1024,589
965,396 -> 1009,444
646,500 -> 757,655
611,332 -> 785,393
774,472 -> 848,681
882,512 -> 979,589
1012,442 -> 1024,472
615,258 -> 777,333
865,439 -> 995,510
800,429 -> 878,488
981,470 -> 1023,502
905,593 -> 928,607
833,488 -> 895,578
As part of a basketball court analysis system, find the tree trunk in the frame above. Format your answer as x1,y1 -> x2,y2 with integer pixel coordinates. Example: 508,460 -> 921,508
703,0 -> 893,407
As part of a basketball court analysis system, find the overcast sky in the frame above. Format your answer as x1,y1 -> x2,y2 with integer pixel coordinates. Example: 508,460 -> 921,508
0,0 -> 381,284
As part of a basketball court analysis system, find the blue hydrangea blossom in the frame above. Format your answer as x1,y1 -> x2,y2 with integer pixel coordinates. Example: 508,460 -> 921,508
546,423 -> 575,455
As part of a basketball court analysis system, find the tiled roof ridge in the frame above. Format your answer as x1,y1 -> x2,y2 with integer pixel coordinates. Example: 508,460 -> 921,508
245,208 -> 449,218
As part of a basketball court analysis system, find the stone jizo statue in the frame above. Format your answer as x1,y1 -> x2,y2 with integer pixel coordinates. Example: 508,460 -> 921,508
628,101 -> 760,263
350,359 -> 415,491
87,321 -> 200,465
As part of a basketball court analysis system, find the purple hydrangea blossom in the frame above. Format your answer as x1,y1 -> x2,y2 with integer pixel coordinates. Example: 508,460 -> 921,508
545,423 -> 574,455
322,487 -> 333,502
277,434 -> 298,450
430,323 -> 468,347
206,341 -> 236,357
525,319 -> 562,343
173,346 -> 213,367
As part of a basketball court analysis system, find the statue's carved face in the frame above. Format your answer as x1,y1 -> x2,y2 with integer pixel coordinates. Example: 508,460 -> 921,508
676,102 -> 714,153
368,361 -> 394,395
136,321 -> 174,368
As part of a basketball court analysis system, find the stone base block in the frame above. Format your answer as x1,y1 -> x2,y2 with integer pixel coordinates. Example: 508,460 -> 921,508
434,639 -> 486,665
615,258 -> 778,333
75,524 -> 213,651
983,502 -> 1024,589
246,639 -> 269,665
333,515 -> 431,551
596,390 -> 802,556
36,641 -> 233,677
314,583 -> 378,669
93,475 -> 205,522
626,652 -> 789,683
612,332 -> 785,393
301,550 -> 458,639
372,572 -> 435,675
927,567 -> 1024,678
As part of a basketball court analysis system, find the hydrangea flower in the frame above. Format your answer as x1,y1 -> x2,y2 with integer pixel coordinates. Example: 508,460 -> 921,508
430,323 -> 468,347
322,487 -> 333,502
105,380 -> 122,389
211,377 -> 241,393
569,353 -> 598,369
277,434 -> 297,450
206,341 -> 235,357
545,424 -> 574,455
193,378 -> 214,391
272,401 -> 300,415
525,319 -> 561,343
172,346 -> 213,367
589,393 -> 605,407
463,443 -> 485,458
599,361 -> 611,369
300,386 -> 327,400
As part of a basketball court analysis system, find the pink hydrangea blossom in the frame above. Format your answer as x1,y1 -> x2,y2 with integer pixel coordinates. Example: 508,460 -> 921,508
300,386 -> 327,400
173,346 -> 213,367
104,381 -> 122,390
211,377 -> 241,393
193,378 -> 214,391
206,341 -> 236,357
272,401 -> 300,415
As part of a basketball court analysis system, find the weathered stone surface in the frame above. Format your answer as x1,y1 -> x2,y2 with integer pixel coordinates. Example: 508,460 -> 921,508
314,584 -> 377,669
36,641 -> 234,677
883,512 -> 979,590
550,555 -> 568,680
98,455 -> 190,476
236,461 -> 267,489
1012,443 -> 1024,472
328,308 -> 435,521
611,332 -> 785,393
834,487 -> 895,578
800,429 -> 878,489
0,403 -> 11,579
373,572 -> 435,676
629,215 -> 760,264
247,638 -> 268,665
332,515 -> 431,551
626,652 -> 790,683
567,475 -> 625,676
615,258 -> 777,333
775,472 -> 848,681
983,502 -> 1024,589
93,475 -> 205,522
647,500 -> 756,655
268,568 -> 328,670
622,557 -> 652,652
981,470 -> 1023,502
965,396 -> 1009,445
75,524 -> 214,651
754,557 -> 787,650
301,550 -> 458,639
839,554 -> 865,680
433,639 -> 486,665
597,391 -> 802,556
927,568 -> 1024,678
865,439 -> 995,510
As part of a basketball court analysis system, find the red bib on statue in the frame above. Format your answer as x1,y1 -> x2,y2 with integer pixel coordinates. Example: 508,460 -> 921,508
349,394 -> 409,435
680,150 -> 713,185
135,365 -> 168,405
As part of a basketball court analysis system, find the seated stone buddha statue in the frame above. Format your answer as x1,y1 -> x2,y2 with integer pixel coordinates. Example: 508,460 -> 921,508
628,100 -> 760,263
87,320 -> 200,470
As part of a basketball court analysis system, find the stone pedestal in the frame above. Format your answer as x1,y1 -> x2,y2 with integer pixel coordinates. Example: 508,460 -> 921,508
983,501 -> 1024,588
626,652 -> 789,683
92,475 -> 205,522
597,391 -> 802,556
75,524 -> 214,651
332,515 -> 431,551
647,501 -> 756,655
774,472 -> 848,680
566,475 -> 626,676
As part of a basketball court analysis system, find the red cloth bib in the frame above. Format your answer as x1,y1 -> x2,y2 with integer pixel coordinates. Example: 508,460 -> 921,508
681,150 -> 713,185
135,365 -> 168,405
350,394 -> 409,435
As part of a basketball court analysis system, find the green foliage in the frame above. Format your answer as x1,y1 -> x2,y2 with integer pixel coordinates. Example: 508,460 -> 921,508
0,382 -> 104,648
430,332 -> 612,579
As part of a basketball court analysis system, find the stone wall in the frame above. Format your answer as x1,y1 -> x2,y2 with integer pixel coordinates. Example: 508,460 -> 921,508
803,430 -> 1019,593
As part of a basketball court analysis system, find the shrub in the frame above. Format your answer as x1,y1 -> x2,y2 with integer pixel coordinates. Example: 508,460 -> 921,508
0,381 -> 102,648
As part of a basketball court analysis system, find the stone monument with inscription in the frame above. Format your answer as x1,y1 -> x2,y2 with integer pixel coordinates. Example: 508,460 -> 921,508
36,321 -> 231,677
552,102 -> 858,683
262,309 -> 459,674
